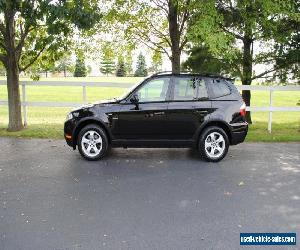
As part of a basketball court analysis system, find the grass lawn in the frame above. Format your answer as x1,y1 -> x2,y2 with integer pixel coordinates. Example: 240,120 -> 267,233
0,76 -> 299,142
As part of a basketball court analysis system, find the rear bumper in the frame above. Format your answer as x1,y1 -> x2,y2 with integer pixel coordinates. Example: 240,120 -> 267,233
230,122 -> 248,145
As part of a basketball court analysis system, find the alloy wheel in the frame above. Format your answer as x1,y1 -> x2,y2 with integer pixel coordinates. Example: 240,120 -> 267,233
204,132 -> 226,159
81,130 -> 103,157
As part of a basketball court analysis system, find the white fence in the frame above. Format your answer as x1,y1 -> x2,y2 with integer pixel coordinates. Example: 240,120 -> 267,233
0,80 -> 299,133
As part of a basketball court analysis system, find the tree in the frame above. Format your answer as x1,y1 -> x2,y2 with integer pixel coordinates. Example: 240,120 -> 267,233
116,57 -> 126,77
55,53 -> 73,78
29,50 -> 60,78
106,0 -> 195,74
74,56 -> 87,77
125,51 -> 134,76
182,45 -> 239,76
0,62 -> 5,76
0,1 -> 100,131
100,58 -> 115,75
87,65 -> 92,76
134,53 -> 148,77
188,0 -> 299,123
99,42 -> 116,76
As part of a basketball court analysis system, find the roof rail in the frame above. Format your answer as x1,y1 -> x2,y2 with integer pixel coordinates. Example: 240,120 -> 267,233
150,71 -> 233,80
151,71 -> 195,76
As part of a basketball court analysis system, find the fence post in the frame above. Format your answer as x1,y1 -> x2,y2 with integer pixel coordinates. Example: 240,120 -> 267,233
22,83 -> 27,127
82,85 -> 87,103
268,88 -> 273,133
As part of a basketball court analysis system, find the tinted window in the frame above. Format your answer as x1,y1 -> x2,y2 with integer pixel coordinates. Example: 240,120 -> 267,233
136,77 -> 170,102
173,77 -> 208,101
211,80 -> 231,98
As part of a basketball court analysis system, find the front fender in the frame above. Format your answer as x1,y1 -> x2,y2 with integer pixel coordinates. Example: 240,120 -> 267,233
72,117 -> 112,149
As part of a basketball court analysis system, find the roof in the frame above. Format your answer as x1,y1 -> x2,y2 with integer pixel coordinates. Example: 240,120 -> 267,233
151,71 -> 234,81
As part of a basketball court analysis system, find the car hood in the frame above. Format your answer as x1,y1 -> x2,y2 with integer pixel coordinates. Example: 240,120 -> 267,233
72,99 -> 118,112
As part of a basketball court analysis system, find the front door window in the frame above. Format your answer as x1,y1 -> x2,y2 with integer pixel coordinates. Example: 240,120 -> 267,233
136,77 -> 170,102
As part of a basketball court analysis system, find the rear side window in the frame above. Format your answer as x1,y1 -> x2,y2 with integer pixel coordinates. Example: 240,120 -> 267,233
210,79 -> 231,98
173,77 -> 208,101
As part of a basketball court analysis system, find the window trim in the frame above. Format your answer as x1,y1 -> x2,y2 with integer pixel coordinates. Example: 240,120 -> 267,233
169,75 -> 209,102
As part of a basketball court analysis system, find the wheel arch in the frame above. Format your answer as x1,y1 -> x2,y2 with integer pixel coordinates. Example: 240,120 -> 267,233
72,118 -> 111,149
195,120 -> 232,146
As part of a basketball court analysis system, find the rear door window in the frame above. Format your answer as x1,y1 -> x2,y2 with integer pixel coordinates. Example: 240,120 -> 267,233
173,77 -> 208,101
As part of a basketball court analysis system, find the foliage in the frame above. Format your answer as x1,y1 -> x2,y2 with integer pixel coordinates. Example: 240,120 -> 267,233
0,0 -> 100,72
73,56 -> 87,77
0,62 -> 5,75
187,0 -> 299,123
134,53 -> 148,77
116,57 -> 126,77
0,0 -> 101,130
188,0 -> 299,83
149,50 -> 163,73
125,51 -> 134,75
87,65 -> 92,75
100,58 -> 115,76
29,49 -> 65,79
182,45 -> 238,77
105,0 -> 196,73
55,52 -> 74,77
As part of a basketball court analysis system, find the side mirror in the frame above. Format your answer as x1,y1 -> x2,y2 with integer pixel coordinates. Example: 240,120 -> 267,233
130,94 -> 139,104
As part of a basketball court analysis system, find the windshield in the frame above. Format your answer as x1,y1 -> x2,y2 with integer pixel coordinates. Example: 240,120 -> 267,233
117,79 -> 146,100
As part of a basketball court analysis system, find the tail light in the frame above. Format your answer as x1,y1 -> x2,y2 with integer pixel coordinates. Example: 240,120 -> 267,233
240,102 -> 246,117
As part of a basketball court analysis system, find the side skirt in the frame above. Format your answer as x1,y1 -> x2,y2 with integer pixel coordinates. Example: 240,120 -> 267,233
111,139 -> 195,148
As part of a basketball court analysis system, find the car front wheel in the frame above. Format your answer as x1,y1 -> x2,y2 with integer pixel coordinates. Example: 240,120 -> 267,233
199,126 -> 229,162
78,124 -> 109,161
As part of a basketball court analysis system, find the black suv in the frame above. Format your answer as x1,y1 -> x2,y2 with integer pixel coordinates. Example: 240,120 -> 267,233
64,72 -> 248,162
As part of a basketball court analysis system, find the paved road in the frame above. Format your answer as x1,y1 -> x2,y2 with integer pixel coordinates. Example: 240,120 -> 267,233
0,138 -> 299,250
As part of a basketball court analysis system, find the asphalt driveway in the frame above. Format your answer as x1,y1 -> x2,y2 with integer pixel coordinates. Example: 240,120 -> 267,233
0,137 -> 299,250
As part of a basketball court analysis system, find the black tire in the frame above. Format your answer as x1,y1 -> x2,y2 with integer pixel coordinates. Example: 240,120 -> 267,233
198,126 -> 229,162
77,124 -> 109,161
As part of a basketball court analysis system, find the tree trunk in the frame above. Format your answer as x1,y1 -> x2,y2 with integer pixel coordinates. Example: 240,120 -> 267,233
168,0 -> 181,74
63,67 -> 66,77
242,37 -> 253,124
6,57 -> 23,131
242,88 -> 252,124
171,49 -> 181,74
4,8 -> 23,131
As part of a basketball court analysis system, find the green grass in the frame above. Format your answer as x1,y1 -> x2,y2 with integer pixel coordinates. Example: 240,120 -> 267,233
246,122 -> 300,142
0,121 -> 299,142
0,76 -> 299,141
0,123 -> 63,139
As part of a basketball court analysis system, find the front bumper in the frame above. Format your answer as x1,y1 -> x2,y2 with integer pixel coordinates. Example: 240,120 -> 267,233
230,122 -> 248,145
64,119 -> 76,148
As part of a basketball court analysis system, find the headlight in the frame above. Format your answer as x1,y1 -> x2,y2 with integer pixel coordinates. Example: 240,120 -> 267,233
66,112 -> 73,120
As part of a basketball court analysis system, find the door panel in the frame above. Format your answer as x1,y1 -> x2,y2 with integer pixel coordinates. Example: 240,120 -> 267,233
115,102 -> 170,139
166,76 -> 212,140
113,76 -> 172,140
167,101 -> 211,139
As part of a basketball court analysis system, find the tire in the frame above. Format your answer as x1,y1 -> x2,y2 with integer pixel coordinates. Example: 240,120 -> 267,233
198,126 -> 229,162
77,124 -> 109,161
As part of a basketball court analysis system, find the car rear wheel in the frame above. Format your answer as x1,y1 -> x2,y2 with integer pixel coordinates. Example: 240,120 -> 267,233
199,126 -> 229,162
78,124 -> 109,161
